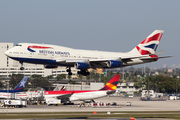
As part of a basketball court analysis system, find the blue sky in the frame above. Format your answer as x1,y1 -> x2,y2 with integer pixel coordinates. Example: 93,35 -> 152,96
0,0 -> 179,68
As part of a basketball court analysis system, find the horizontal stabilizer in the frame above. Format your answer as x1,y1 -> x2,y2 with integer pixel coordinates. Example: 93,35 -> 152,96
140,56 -> 172,60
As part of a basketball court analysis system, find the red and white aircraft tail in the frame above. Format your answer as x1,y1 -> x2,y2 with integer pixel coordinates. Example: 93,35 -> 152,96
100,74 -> 120,91
129,30 -> 164,55
60,86 -> 66,91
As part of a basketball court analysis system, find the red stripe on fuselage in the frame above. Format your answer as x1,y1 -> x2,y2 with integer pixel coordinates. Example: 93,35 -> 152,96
44,90 -> 100,95
15,87 -> 23,90
28,46 -> 51,49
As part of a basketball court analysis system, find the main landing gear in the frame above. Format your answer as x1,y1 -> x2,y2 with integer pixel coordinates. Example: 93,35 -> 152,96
20,62 -> 24,70
67,68 -> 90,76
66,67 -> 72,75
77,70 -> 90,76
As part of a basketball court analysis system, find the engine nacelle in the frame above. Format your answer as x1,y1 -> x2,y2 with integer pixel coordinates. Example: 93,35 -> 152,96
75,62 -> 89,70
107,60 -> 121,68
44,65 -> 58,69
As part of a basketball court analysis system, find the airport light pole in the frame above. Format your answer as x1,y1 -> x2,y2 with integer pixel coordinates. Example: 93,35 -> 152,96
176,78 -> 177,99
123,67 -> 124,80
147,65 -> 151,97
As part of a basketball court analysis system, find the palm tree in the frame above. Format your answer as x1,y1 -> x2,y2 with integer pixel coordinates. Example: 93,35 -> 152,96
77,74 -> 83,90
86,75 -> 90,85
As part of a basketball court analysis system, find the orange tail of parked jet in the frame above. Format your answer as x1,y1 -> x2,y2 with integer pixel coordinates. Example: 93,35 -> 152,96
100,74 -> 120,90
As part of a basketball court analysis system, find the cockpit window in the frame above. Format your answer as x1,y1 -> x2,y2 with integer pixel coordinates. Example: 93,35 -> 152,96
16,44 -> 22,46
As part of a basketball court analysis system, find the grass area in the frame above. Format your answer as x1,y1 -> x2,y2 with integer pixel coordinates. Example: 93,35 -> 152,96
0,111 -> 180,119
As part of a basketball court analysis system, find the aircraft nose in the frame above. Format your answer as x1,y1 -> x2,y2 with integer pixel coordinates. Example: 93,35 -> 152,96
5,50 -> 10,56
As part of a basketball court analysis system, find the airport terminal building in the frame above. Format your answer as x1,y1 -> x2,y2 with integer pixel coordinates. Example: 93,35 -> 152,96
0,42 -> 77,78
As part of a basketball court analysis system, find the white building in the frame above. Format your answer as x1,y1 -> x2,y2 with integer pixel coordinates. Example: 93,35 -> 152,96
0,42 -> 77,77
116,82 -> 140,94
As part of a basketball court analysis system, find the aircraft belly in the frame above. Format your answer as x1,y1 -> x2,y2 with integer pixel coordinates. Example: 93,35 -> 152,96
9,57 -> 74,67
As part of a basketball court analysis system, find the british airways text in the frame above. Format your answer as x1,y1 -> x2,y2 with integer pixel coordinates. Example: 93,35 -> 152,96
39,50 -> 70,55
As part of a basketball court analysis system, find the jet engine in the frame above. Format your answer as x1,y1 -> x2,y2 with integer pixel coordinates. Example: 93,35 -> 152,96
107,60 -> 121,68
44,65 -> 58,69
75,62 -> 89,70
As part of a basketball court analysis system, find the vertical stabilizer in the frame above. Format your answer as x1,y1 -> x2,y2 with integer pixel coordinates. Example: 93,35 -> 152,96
13,76 -> 29,92
100,74 -> 120,90
129,30 -> 164,55
60,86 -> 66,91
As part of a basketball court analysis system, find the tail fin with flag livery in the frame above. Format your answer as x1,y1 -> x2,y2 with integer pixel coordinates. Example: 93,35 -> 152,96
129,30 -> 164,55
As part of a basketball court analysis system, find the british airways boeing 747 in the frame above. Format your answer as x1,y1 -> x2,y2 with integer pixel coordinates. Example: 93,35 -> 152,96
5,30 -> 170,76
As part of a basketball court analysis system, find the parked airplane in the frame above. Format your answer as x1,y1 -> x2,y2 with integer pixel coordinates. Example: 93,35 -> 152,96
5,30 -> 170,76
0,76 -> 28,99
44,74 -> 120,103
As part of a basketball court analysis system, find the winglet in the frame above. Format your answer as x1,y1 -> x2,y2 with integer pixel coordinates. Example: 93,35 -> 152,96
100,74 -> 120,90
154,50 -> 164,55
13,76 -> 29,92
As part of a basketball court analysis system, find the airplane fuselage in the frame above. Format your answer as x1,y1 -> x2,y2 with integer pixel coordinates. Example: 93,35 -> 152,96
44,90 -> 110,101
5,30 -> 167,75
5,43 -> 152,68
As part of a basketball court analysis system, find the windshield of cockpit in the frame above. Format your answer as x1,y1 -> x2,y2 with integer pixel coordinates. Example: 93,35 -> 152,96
16,44 -> 22,46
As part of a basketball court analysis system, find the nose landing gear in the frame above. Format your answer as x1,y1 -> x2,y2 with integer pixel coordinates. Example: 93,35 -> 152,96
20,62 -> 24,70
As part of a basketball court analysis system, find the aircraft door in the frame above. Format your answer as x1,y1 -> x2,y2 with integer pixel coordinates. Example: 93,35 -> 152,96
29,53 -> 34,57
51,54 -> 55,59
78,54 -> 81,59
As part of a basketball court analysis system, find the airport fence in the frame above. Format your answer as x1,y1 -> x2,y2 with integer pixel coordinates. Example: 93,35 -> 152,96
109,92 -> 141,98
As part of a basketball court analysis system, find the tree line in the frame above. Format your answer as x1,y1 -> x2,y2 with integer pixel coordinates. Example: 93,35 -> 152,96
0,72 -> 179,93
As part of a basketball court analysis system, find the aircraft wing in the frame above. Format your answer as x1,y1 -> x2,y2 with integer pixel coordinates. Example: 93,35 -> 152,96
56,91 -> 74,99
56,55 -> 150,63
55,54 -> 171,68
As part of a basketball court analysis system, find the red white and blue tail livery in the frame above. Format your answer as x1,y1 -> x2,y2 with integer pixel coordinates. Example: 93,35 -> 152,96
44,74 -> 120,102
5,30 -> 171,76
130,30 -> 163,55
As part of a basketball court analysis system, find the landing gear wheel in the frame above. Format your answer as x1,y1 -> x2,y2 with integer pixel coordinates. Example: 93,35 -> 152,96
77,70 -> 90,76
20,62 -> 24,70
68,72 -> 72,75
67,67 -> 72,75
20,67 -> 24,70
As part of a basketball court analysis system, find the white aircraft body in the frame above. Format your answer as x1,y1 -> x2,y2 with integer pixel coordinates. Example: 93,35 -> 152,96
44,74 -> 120,103
5,30 -> 170,75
